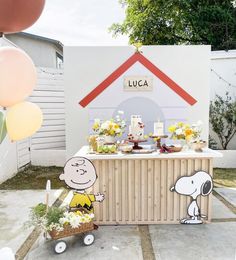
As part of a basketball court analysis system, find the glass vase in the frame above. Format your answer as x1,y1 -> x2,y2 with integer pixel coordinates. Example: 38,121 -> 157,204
180,139 -> 191,151
103,135 -> 115,144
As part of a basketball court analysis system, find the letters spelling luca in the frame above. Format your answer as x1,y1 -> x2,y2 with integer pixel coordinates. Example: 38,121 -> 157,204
124,76 -> 153,91
128,79 -> 149,88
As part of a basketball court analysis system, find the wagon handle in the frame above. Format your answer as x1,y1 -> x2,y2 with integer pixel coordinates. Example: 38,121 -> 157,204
69,207 -> 91,214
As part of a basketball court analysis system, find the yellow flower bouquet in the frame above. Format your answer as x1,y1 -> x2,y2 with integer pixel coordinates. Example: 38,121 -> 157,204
92,111 -> 126,137
168,121 -> 202,141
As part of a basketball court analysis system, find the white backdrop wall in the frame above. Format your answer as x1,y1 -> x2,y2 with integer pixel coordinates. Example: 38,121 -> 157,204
65,46 -> 211,158
210,50 -> 236,150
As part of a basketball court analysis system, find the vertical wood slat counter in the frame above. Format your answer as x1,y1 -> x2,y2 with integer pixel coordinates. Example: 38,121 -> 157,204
75,146 -> 222,225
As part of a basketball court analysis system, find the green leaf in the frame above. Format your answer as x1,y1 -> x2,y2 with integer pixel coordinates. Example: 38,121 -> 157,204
0,111 -> 7,144
109,0 -> 236,50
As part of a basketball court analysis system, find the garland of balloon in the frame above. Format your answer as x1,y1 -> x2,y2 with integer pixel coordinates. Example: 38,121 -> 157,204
0,0 -> 45,144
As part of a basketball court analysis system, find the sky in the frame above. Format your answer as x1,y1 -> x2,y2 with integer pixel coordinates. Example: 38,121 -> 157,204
25,0 -> 129,46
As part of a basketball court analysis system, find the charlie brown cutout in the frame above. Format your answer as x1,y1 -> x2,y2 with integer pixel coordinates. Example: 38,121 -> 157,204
59,157 -> 105,213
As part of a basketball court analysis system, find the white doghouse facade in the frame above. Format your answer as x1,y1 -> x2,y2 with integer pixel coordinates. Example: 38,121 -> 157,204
65,46 -> 211,157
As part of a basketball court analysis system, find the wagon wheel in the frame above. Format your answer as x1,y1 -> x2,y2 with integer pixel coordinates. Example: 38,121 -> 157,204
54,240 -> 67,254
83,233 -> 95,246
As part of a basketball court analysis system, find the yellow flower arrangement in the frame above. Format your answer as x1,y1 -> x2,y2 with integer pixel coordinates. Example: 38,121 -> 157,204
29,203 -> 95,232
168,121 -> 202,141
92,111 -> 126,137
168,125 -> 176,133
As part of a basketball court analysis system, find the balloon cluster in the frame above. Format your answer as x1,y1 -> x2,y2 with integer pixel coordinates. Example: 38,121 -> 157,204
0,0 -> 45,143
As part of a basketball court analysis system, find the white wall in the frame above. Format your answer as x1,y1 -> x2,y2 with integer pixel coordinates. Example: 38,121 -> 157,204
6,34 -> 63,68
214,150 -> 236,168
210,50 -> 236,150
65,46 -> 211,158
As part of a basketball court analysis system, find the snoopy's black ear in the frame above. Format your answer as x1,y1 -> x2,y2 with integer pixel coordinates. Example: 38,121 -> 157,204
201,180 -> 212,196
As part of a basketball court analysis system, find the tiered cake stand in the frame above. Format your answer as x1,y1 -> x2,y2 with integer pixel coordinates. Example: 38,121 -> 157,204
150,135 -> 168,149
127,139 -> 147,150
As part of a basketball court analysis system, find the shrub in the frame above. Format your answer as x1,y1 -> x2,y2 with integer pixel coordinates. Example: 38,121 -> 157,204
210,92 -> 236,150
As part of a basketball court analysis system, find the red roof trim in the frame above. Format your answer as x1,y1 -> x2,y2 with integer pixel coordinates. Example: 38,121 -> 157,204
79,53 -> 139,108
137,53 -> 197,106
79,52 -> 197,107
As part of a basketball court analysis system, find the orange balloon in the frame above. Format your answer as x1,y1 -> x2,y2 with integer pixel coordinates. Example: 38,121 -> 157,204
0,0 -> 45,33
0,47 -> 37,107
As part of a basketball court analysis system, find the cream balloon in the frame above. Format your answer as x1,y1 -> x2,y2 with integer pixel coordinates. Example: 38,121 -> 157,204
6,102 -> 43,141
0,47 -> 37,107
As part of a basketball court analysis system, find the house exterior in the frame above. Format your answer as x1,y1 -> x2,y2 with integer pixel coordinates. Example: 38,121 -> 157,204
5,32 -> 63,68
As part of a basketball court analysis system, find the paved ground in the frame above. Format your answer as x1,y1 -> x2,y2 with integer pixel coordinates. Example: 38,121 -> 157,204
212,195 -> 236,219
27,221 -> 236,260
0,190 -> 62,254
26,226 -> 143,260
215,188 -> 236,208
149,223 -> 236,260
1,188 -> 236,260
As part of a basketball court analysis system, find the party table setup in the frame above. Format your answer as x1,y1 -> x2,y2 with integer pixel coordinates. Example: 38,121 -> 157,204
75,113 -> 222,225
64,45 -> 223,226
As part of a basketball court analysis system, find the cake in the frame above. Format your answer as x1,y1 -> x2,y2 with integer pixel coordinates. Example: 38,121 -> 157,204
128,115 -> 145,140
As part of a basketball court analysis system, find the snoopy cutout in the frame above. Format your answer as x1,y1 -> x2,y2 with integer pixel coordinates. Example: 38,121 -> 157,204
170,171 -> 213,224
60,156 -> 105,213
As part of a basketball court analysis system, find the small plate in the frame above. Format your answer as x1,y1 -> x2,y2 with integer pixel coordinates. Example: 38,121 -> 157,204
132,149 -> 156,154
95,152 -> 118,155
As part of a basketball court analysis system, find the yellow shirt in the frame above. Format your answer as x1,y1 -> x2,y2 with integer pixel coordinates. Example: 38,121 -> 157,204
69,192 -> 95,213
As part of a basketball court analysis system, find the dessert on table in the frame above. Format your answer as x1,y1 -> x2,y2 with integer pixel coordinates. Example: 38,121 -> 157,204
127,115 -> 147,149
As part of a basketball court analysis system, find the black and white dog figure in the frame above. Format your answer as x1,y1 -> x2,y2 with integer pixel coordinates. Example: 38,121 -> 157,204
170,171 -> 213,224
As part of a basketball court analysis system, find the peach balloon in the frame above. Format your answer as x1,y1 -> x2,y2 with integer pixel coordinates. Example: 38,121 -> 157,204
6,101 -> 43,141
0,47 -> 37,107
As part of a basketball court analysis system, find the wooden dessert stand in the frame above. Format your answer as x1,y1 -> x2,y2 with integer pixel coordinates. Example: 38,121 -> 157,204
127,139 -> 147,150
150,135 -> 168,148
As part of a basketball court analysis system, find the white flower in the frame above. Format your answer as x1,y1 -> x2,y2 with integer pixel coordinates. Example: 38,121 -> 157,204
48,223 -> 63,232
89,213 -> 95,219
118,111 -> 124,115
63,211 -> 71,219
176,128 -> 183,135
101,121 -> 110,130
116,116 -> 121,122
94,118 -> 100,124
121,121 -> 126,128
59,217 -> 68,225
196,120 -> 203,126
70,217 -> 81,228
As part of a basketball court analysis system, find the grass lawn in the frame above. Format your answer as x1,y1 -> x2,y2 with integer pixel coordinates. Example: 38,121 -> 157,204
0,165 -> 236,189
214,168 -> 236,188
0,165 -> 66,190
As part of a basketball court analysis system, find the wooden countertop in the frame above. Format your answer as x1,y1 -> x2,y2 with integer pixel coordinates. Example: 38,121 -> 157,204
74,146 -> 223,160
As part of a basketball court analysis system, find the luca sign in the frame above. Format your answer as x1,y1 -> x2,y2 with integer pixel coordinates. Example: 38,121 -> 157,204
124,76 -> 153,91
